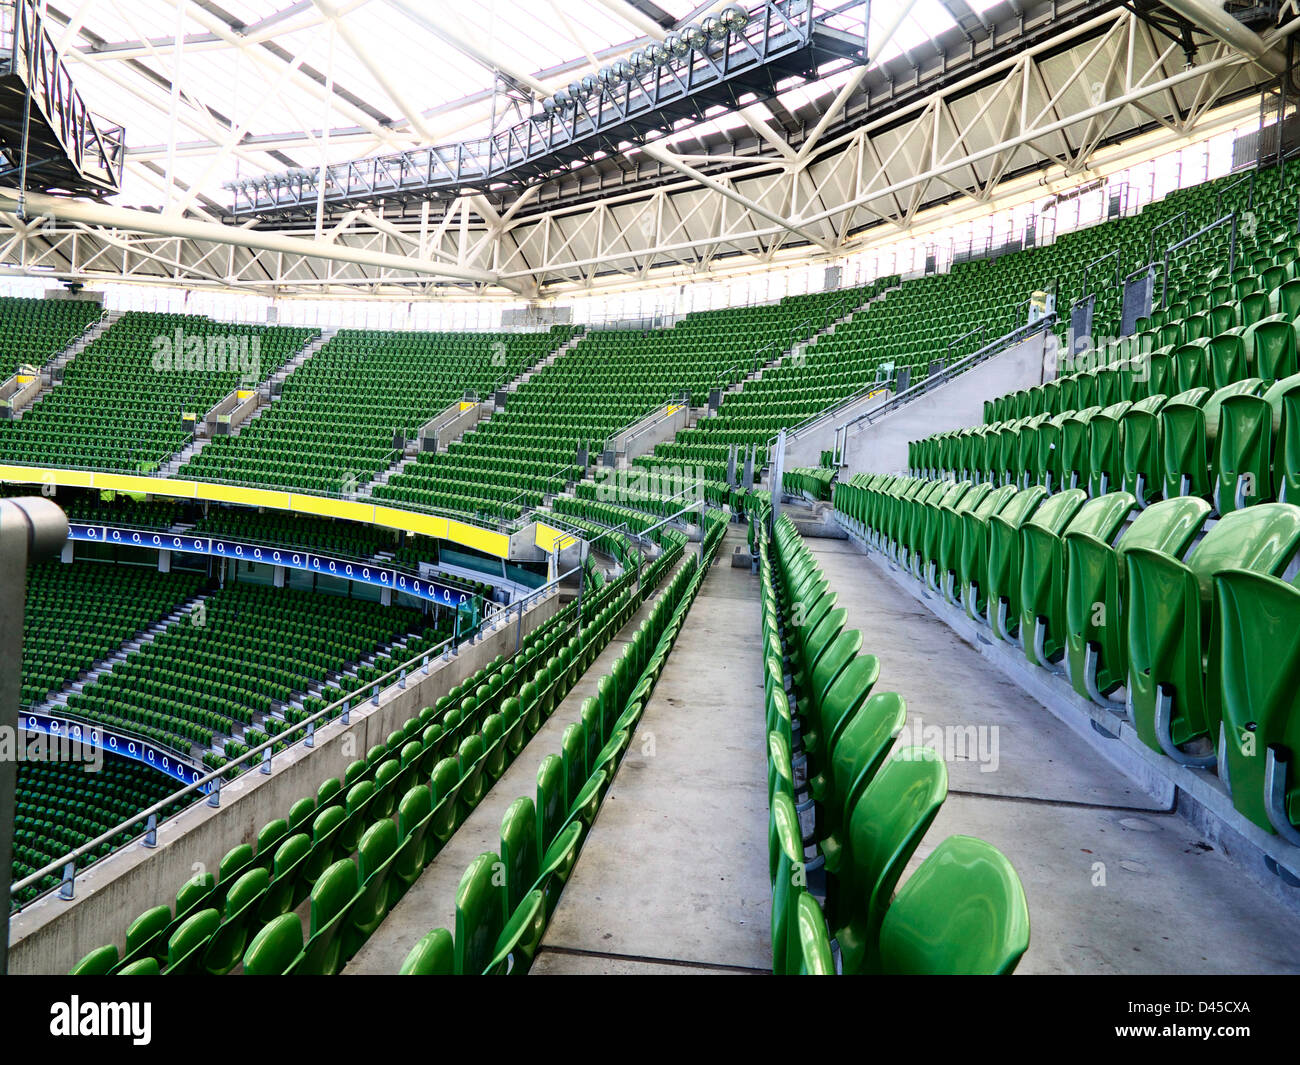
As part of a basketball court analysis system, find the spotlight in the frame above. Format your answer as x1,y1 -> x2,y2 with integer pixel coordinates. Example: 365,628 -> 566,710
542,96 -> 557,114
617,58 -> 637,81
554,88 -> 571,107
645,41 -> 667,65
665,31 -> 689,58
598,66 -> 617,85
581,74 -> 599,95
683,23 -> 707,49
568,80 -> 583,100
634,49 -> 656,73
702,14 -> 727,40
721,5 -> 749,31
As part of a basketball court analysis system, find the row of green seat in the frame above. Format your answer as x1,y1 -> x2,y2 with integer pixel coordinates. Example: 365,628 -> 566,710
0,312 -> 315,471
21,561 -> 205,706
67,526 -> 693,974
0,295 -> 101,382
834,474 -> 1300,845
394,510 -> 730,973
757,505 -> 1030,974
782,466 -> 835,501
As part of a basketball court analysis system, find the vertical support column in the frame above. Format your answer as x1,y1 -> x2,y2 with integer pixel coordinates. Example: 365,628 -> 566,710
0,497 -> 69,975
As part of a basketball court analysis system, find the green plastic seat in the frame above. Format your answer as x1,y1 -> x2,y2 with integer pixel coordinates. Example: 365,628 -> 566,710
809,691 -> 907,876
201,866 -> 271,975
1126,503 -> 1300,767
1019,491 -> 1131,673
1214,568 -> 1300,842
1064,496 -> 1210,709
242,912 -> 304,976
454,851 -> 506,975
877,835 -> 1030,975
831,747 -> 948,975
399,927 -> 455,975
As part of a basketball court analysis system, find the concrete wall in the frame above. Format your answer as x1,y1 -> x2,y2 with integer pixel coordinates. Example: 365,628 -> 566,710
8,591 -> 561,975
615,404 -> 689,466
419,399 -> 485,452
787,329 -> 1056,475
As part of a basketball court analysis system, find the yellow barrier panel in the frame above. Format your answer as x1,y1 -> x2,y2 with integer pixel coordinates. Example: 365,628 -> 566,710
450,520 -> 510,558
288,494 -> 374,523
534,522 -> 579,553
458,400 -> 476,412
0,466 -> 516,558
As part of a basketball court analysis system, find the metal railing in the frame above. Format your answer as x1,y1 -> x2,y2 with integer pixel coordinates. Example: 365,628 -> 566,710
1159,212 -> 1238,309
8,562 -> 582,909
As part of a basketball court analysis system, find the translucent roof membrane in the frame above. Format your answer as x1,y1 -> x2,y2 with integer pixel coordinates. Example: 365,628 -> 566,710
44,0 -> 965,210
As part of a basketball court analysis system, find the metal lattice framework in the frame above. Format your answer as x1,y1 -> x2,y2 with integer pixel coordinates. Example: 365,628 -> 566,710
0,0 -> 1294,298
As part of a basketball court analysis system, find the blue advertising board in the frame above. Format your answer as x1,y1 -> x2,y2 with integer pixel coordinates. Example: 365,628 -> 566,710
69,523 -> 479,613
20,710 -> 208,790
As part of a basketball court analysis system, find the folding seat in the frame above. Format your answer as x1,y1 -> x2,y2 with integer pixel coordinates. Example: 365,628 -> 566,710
981,486 -> 1048,634
769,789 -> 808,975
392,785 -> 435,899
529,820 -> 583,919
1020,489 -> 1134,673
1214,567 -> 1300,842
455,852 -> 506,975
201,867 -> 271,975
398,928 -> 455,975
1158,384 -> 1235,499
153,873 -> 216,960
957,485 -> 1020,616
485,889 -> 548,975
1086,401 -> 1132,496
304,804 -> 348,887
1127,503 -> 1300,766
293,859 -> 360,975
913,481 -> 971,583
934,483 -> 993,600
876,836 -> 1030,975
243,913 -> 305,976
1245,316 -> 1299,381
828,747 -> 947,975
1030,414 -> 1068,493
342,819 -> 401,959
1059,407 -> 1101,490
794,894 -> 836,975
338,780 -> 376,854
258,832 -> 311,921
70,944 -> 119,975
1209,331 -> 1249,389
808,691 -> 907,875
1064,497 -> 1209,709
161,907 -> 221,975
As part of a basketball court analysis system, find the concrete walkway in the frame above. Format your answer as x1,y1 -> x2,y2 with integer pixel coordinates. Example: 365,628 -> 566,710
802,534 -> 1300,976
344,559 -> 688,974
532,527 -> 771,975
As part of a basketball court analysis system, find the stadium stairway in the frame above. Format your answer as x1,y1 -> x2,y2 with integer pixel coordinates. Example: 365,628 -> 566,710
785,498 -> 1300,974
162,327 -> 337,478
356,327 -> 589,502
11,309 -> 123,421
36,590 -> 212,731
529,524 -> 771,974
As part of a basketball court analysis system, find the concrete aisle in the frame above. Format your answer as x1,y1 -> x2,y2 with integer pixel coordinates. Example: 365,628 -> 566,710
532,527 -> 771,975
344,558 -> 687,974
804,535 -> 1300,975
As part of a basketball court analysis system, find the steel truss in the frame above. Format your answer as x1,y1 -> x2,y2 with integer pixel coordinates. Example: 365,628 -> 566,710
0,4 -> 1293,297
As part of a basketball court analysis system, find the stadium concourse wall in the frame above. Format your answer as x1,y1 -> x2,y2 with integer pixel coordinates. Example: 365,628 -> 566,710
7,589 -> 562,976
